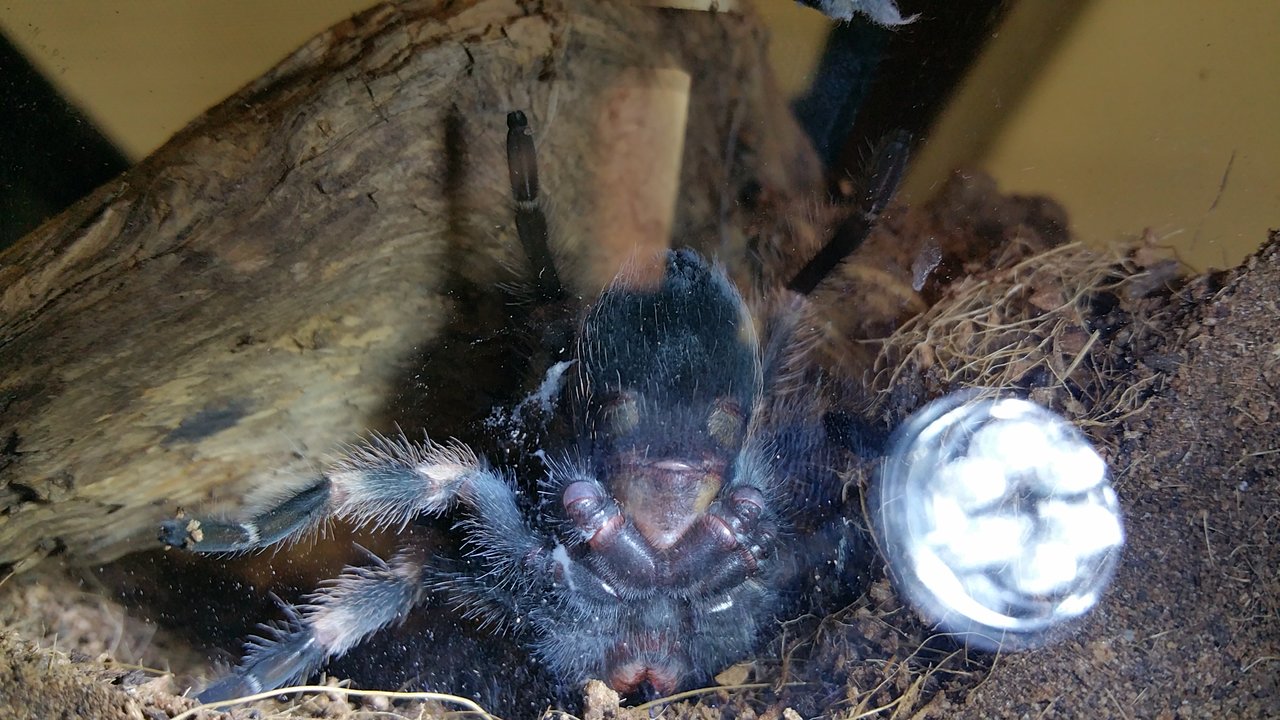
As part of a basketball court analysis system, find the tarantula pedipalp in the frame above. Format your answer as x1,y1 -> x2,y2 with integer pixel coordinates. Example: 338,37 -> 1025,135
160,110 -> 906,703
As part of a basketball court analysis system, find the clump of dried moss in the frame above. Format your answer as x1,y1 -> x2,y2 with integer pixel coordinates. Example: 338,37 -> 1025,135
869,239 -> 1181,437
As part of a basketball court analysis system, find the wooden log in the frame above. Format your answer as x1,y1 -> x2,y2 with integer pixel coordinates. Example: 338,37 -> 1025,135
0,0 -> 825,571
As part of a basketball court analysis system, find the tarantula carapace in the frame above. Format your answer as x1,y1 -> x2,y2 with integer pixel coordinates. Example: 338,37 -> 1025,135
160,110 -> 906,703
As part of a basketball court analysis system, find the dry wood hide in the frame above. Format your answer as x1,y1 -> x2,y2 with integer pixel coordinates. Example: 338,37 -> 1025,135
0,0 -> 825,573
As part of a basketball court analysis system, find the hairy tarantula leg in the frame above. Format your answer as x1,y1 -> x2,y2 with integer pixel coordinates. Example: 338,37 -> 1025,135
197,551 -> 428,702
507,110 -> 566,304
159,482 -> 329,552
160,434 -> 518,554
786,129 -> 911,295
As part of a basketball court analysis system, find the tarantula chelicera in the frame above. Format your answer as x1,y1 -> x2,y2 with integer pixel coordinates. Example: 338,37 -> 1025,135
160,111 -> 907,703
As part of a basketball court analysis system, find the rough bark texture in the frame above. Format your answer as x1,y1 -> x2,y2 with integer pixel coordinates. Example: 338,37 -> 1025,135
0,0 -> 819,572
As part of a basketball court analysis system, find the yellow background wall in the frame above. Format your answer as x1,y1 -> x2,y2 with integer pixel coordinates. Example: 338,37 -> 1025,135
1,2 -> 371,159
936,1 -> 1280,271
3,1 -> 1276,270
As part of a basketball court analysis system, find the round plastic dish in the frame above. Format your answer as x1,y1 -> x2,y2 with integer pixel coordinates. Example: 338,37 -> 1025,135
871,391 -> 1124,650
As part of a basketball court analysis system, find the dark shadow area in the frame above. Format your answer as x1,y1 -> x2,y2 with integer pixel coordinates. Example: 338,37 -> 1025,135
793,0 -> 1010,192
838,0 -> 1008,165
0,32 -> 130,250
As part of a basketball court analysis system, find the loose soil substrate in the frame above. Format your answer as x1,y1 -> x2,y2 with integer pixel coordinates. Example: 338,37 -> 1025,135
2,180 -> 1277,719
943,240 -> 1280,720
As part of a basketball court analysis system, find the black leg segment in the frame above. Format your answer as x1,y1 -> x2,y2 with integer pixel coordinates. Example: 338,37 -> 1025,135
506,111 -> 565,304
787,129 -> 911,295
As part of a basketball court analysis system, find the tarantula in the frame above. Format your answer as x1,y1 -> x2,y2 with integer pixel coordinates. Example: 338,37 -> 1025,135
160,110 -> 907,704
